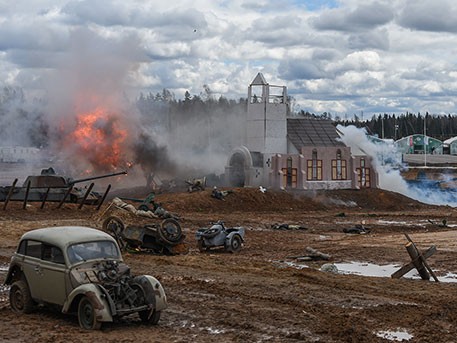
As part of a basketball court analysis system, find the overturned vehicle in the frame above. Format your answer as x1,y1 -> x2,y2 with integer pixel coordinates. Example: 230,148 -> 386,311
100,197 -> 186,255
5,226 -> 167,330
103,216 -> 185,255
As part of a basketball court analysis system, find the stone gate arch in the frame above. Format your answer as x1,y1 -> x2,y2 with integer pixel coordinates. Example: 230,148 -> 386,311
225,146 -> 253,187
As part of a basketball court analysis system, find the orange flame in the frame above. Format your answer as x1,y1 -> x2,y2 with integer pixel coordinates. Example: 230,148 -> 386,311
69,107 -> 128,171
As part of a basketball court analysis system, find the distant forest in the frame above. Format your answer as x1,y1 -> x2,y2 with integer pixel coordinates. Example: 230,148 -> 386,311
2,85 -> 457,148
140,90 -> 457,142
299,110 -> 457,142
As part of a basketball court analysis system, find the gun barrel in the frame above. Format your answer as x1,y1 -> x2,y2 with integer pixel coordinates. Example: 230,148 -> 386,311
118,197 -> 143,203
70,170 -> 127,185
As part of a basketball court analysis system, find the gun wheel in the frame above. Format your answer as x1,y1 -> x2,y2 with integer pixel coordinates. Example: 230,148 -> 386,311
159,218 -> 183,244
102,216 -> 126,250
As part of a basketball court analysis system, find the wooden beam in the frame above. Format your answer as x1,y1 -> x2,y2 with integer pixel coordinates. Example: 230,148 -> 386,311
96,184 -> 111,211
406,242 -> 430,280
2,178 -> 18,210
78,183 -> 94,210
405,233 -> 439,282
22,180 -> 31,210
391,245 -> 436,279
40,187 -> 50,209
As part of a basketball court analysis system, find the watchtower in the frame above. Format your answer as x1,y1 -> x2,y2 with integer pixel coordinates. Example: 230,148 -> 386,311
246,73 -> 288,155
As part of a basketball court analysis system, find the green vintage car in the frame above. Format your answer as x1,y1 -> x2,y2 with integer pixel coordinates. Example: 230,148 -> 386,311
4,226 -> 167,329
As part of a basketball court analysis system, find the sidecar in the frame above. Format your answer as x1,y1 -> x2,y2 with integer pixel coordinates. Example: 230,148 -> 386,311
195,221 -> 245,253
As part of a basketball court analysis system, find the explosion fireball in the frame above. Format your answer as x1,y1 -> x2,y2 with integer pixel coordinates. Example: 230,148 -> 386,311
67,106 -> 129,172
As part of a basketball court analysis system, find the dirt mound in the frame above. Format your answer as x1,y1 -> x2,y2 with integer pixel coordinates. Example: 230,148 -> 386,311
150,187 -> 434,214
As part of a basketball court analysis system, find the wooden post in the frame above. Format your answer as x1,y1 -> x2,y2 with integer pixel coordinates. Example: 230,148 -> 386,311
406,242 -> 430,280
391,245 -> 436,279
391,234 -> 439,282
3,178 -> 18,210
57,186 -> 73,209
22,180 -> 31,210
96,184 -> 111,211
40,187 -> 51,209
78,183 -> 94,210
405,233 -> 439,282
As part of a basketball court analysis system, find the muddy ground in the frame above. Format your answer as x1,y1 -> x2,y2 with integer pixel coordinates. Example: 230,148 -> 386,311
1,187 -> 457,342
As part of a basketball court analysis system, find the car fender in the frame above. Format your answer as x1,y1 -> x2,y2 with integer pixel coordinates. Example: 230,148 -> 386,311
62,283 -> 113,322
4,262 -> 22,285
142,275 -> 167,311
225,229 -> 244,243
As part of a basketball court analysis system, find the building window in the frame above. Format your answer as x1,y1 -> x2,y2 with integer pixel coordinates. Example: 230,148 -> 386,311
282,157 -> 297,187
356,158 -> 371,188
307,149 -> 322,180
332,149 -> 347,180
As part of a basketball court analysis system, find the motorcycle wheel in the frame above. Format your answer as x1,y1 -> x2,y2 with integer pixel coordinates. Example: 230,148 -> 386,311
225,234 -> 242,253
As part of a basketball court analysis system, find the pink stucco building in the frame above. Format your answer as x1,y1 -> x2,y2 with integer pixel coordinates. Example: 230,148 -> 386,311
225,73 -> 378,190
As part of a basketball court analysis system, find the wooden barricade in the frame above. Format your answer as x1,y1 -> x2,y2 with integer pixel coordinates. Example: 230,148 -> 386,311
391,233 -> 438,282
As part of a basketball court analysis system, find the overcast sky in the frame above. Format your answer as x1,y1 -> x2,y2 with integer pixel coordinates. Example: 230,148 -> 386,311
2,0 -> 457,117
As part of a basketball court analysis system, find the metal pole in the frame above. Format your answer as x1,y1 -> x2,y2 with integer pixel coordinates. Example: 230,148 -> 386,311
3,178 -> 18,210
424,115 -> 427,166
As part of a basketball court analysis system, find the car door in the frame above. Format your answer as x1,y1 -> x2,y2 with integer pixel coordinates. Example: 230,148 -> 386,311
20,240 -> 44,301
38,244 -> 67,305
21,240 -> 67,305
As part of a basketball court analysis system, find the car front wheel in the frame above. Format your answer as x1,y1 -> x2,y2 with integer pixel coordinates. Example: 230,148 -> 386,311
139,309 -> 161,325
10,280 -> 34,314
78,296 -> 102,330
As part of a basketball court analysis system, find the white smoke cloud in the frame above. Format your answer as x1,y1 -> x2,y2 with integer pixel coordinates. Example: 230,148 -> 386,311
337,124 -> 457,207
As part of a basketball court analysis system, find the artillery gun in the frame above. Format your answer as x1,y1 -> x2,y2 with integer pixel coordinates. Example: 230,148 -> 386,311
0,167 -> 127,206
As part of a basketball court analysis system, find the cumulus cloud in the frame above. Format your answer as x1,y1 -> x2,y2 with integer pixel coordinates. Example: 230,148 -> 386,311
279,59 -> 326,80
348,28 -> 390,50
3,0 -> 457,119
397,0 -> 457,33
312,2 -> 394,32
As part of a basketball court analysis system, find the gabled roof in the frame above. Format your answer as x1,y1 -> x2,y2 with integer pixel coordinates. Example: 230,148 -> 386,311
251,73 -> 268,85
287,117 -> 345,149
444,136 -> 457,145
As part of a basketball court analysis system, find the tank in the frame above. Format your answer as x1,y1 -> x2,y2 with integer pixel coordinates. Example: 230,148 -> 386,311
0,167 -> 127,204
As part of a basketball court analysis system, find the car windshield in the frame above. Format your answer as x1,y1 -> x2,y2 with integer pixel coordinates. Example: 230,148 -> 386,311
67,240 -> 120,264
